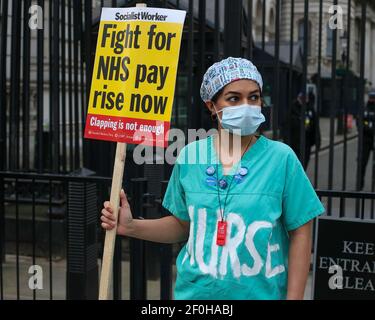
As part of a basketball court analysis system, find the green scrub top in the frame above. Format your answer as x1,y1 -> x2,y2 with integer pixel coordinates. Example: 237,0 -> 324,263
162,134 -> 325,300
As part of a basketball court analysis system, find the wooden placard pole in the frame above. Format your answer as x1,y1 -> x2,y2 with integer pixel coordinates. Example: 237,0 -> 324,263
99,142 -> 127,300
98,2 -> 147,301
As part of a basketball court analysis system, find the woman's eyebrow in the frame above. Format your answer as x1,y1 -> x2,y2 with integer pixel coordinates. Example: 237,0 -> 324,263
248,90 -> 260,95
224,90 -> 260,96
224,91 -> 240,96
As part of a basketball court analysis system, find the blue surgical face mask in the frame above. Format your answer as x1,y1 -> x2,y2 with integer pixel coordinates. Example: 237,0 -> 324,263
215,104 -> 265,136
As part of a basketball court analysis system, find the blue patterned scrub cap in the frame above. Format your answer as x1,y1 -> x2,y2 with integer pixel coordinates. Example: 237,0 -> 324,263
200,57 -> 263,102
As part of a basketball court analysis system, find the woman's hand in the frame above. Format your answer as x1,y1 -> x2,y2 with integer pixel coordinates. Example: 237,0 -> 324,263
101,189 -> 189,243
101,189 -> 134,236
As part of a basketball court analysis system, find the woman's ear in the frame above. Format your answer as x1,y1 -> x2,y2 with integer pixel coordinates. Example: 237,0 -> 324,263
205,101 -> 216,115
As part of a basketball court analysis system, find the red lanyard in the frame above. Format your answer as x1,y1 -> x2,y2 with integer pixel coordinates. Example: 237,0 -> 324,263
215,136 -> 253,246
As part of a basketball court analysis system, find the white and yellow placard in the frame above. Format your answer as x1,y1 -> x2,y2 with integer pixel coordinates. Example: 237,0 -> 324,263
84,7 -> 186,147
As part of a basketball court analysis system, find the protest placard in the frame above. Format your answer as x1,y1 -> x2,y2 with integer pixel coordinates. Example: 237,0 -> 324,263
89,4 -> 186,300
84,6 -> 185,147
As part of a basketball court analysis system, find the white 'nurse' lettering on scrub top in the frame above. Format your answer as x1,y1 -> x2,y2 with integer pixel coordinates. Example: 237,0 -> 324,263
181,205 -> 285,279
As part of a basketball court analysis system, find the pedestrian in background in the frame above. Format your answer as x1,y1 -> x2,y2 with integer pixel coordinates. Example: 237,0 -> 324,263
290,92 -> 321,169
359,89 -> 375,190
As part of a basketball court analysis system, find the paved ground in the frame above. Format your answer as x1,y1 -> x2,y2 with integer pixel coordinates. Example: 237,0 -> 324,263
1,253 -> 313,300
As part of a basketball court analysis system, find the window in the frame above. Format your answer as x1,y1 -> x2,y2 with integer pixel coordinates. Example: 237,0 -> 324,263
326,24 -> 333,57
268,8 -> 275,41
298,19 -> 312,56
255,0 -> 263,42
355,19 -> 361,70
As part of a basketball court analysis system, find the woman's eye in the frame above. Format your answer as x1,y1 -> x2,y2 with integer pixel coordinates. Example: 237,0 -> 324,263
227,96 -> 239,102
249,95 -> 260,101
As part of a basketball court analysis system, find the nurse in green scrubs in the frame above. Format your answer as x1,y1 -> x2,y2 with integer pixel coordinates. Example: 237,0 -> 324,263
101,57 -> 325,300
